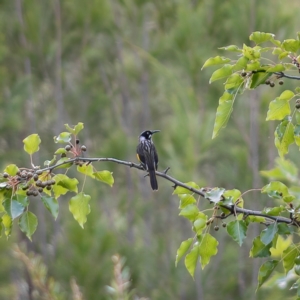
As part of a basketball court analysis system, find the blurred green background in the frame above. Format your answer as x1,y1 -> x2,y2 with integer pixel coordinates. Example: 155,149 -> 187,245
0,0 -> 299,299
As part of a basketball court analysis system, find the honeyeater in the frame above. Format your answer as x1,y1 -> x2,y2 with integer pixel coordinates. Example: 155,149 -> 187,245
136,130 -> 160,190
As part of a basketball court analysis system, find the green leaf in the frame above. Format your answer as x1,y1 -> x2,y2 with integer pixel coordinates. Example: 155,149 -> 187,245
204,187 -> 225,203
178,194 -> 196,209
2,214 -> 12,237
250,236 -> 272,258
54,132 -> 72,143
41,196 -> 59,220
185,242 -> 200,278
257,260 -> 279,290
282,39 -> 300,52
266,64 -> 285,72
23,134 -> 41,155
209,65 -> 233,83
283,245 -> 299,274
65,122 -> 84,135
263,207 -> 285,216
277,223 -> 293,235
242,44 -> 260,60
55,157 -> 73,169
55,174 -> 78,192
226,220 -> 247,246
275,120 -> 294,158
249,32 -> 275,44
69,192 -> 91,228
232,56 -> 248,71
294,125 -> 300,148
44,155 -> 56,167
77,164 -> 95,178
278,90 -> 295,101
260,223 -> 278,245
3,199 -> 25,220
224,74 -> 244,91
176,238 -> 193,266
53,174 -> 78,198
198,233 -> 218,269
193,212 -> 207,235
266,99 -> 291,121
4,164 -> 19,176
250,71 -> 272,89
223,189 -> 241,205
261,181 -> 294,202
173,182 -> 200,195
246,61 -> 260,71
19,211 -> 38,240
93,171 -> 114,187
212,92 -> 234,139
54,148 -> 67,155
201,56 -> 231,69
219,45 -> 242,52
179,204 -> 199,222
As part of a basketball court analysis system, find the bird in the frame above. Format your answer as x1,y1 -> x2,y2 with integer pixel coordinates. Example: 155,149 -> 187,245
136,130 -> 160,190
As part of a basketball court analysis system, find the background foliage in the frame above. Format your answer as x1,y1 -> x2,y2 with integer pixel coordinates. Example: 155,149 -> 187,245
0,0 -> 300,299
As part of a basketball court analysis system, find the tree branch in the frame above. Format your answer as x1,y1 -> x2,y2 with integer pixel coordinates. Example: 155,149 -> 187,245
39,156 -> 298,227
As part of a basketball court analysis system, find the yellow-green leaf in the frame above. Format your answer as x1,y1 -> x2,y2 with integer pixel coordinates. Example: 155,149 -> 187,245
278,90 -> 295,101
275,120 -> 294,158
249,32 -> 275,44
23,134 -> 41,155
282,39 -> 300,53
266,99 -> 291,121
173,182 -> 200,195
78,164 -> 95,178
69,192 -> 91,228
4,164 -> 19,176
209,65 -> 233,84
198,233 -> 218,269
93,171 -> 114,187
212,92 -> 234,139
201,56 -> 231,69
176,238 -> 193,266
257,260 -> 279,290
54,132 -> 71,143
19,212 -> 38,241
185,242 -> 199,278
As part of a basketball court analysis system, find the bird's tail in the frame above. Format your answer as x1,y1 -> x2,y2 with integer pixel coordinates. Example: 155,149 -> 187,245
149,170 -> 158,190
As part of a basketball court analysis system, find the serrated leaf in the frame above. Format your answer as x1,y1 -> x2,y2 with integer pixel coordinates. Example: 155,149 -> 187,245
78,164 -> 95,178
249,32 -> 275,44
3,199 -> 25,220
266,99 -> 291,121
260,223 -> 278,245
23,134 -> 41,155
4,164 -> 19,176
271,235 -> 292,257
219,45 -> 242,52
19,211 -> 38,240
41,196 -> 59,220
178,194 -> 196,209
93,171 -> 114,187
54,132 -> 71,143
250,236 -> 272,258
204,187 -> 225,203
179,204 -> 199,221
198,233 -> 218,269
283,245 -> 299,274
257,260 -> 279,290
185,242 -> 200,278
266,64 -> 285,72
227,220 -> 247,246
275,120 -> 294,158
193,212 -> 207,235
2,214 -> 12,237
176,238 -> 193,266
69,192 -> 91,228
201,56 -> 231,69
209,65 -> 233,83
173,182 -> 200,195
212,92 -> 234,139
282,39 -> 300,53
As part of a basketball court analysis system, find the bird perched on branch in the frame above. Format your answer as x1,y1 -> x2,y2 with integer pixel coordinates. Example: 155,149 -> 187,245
136,130 -> 160,190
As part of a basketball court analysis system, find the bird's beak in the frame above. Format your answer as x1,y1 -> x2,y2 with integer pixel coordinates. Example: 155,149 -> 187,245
151,130 -> 160,134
